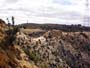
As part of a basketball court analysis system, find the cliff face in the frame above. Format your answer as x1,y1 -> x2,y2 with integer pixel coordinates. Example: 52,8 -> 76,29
0,19 -> 90,68
15,30 -> 90,68
0,19 -> 38,68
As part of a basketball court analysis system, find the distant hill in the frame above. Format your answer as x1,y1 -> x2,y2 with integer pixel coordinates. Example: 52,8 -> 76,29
17,23 -> 90,32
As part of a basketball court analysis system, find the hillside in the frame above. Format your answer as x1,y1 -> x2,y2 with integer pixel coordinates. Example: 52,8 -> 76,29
0,19 -> 38,68
15,29 -> 90,68
0,19 -> 90,68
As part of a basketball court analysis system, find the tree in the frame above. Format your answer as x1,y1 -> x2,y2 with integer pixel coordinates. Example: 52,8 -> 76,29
11,16 -> 15,26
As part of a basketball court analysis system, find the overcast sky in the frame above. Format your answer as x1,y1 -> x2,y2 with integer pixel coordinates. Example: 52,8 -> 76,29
0,0 -> 90,25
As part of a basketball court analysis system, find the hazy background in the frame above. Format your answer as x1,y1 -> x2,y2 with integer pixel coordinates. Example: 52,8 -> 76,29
0,0 -> 90,25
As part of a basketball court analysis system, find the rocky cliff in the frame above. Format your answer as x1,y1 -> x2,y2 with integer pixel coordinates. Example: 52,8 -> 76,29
15,30 -> 90,68
0,19 -> 90,68
0,19 -> 38,68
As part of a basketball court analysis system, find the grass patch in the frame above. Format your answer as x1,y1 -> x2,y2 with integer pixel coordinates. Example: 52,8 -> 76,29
22,48 -> 40,63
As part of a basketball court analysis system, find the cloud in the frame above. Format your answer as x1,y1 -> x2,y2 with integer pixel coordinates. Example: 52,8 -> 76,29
53,0 -> 73,5
4,0 -> 18,3
0,0 -> 88,25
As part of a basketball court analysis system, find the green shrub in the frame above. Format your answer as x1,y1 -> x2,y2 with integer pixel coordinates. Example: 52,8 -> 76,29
29,51 -> 40,63
40,62 -> 49,68
22,48 -> 40,63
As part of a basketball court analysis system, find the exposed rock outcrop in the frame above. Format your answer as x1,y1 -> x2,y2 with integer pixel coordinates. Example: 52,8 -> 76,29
0,19 -> 90,68
16,30 -> 90,68
0,19 -> 38,68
